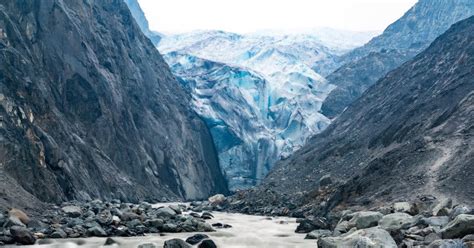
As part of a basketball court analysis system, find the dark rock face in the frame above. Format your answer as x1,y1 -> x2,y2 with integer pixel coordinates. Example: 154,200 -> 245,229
230,16 -> 474,216
123,0 -> 162,45
321,0 -> 474,118
0,0 -> 228,209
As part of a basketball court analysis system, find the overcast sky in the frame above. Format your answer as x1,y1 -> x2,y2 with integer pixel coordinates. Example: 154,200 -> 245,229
138,0 -> 418,34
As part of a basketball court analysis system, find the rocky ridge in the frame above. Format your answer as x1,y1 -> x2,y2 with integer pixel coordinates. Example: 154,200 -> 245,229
320,0 -> 474,118
0,0 -> 228,210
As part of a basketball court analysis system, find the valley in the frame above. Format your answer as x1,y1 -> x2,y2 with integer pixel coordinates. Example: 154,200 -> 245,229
0,0 -> 473,247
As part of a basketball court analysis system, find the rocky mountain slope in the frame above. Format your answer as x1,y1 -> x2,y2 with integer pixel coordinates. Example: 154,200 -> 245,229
124,0 -> 162,45
230,16 -> 474,216
159,31 -> 339,189
0,0 -> 228,211
320,0 -> 474,118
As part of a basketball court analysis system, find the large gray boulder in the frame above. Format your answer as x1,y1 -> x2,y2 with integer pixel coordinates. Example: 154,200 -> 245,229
164,238 -> 191,248
347,211 -> 384,230
378,213 -> 417,231
440,214 -> 474,239
318,227 -> 396,248
62,206 -> 82,217
305,229 -> 332,239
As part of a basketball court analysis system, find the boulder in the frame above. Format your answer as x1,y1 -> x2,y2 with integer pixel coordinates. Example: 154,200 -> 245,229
49,229 -> 67,238
378,213 -> 417,231
186,234 -> 209,245
104,237 -> 119,245
427,239 -> 465,248
440,214 -> 474,239
432,199 -> 453,217
10,226 -> 36,245
156,207 -> 177,219
319,174 -> 333,187
97,210 -> 113,225
422,216 -> 450,228
318,227 -> 396,248
164,238 -> 191,248
138,243 -> 158,248
8,209 -> 30,225
87,226 -> 107,237
347,211 -> 383,230
62,206 -> 83,218
208,194 -> 226,205
393,202 -> 413,214
3,216 -> 26,228
450,206 -> 472,220
305,229 -> 332,239
198,239 -> 217,248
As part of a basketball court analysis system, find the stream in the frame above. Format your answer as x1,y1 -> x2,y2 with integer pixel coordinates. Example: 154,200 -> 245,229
5,204 -> 315,248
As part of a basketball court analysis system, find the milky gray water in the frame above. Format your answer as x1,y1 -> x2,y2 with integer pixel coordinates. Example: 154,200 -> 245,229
6,204 -> 315,248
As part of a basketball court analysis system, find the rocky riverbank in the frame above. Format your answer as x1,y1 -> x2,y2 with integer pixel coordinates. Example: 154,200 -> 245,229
0,200 -> 222,247
193,194 -> 474,247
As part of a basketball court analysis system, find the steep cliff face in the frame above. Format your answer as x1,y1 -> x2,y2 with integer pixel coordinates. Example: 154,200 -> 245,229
321,0 -> 474,118
123,0 -> 161,45
0,0 -> 228,209
232,16 -> 474,214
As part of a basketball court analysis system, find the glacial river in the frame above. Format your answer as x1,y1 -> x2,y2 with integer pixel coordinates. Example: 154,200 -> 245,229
6,205 -> 315,248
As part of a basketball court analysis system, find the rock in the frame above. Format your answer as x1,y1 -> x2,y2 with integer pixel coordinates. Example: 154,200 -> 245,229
169,205 -> 182,215
295,219 -> 317,233
87,226 -> 107,237
318,227 -> 396,248
190,212 -> 201,218
197,222 -> 214,232
186,234 -> 210,245
162,223 -> 179,232
378,213 -> 417,231
145,219 -> 164,229
333,221 -> 351,235
62,206 -> 83,218
424,233 -> 442,244
121,211 -> 141,221
463,234 -> 474,242
347,211 -> 383,229
427,239 -> 465,248
433,199 -> 453,216
3,216 -> 26,228
422,216 -> 450,227
10,226 -> 36,245
305,229 -> 332,239
27,219 -> 47,231
138,243 -> 158,248
164,238 -> 191,248
208,194 -> 226,205
0,235 -> 14,245
450,206 -> 472,220
104,237 -> 119,245
0,213 -> 5,226
97,210 -> 113,225
319,174 -> 333,187
8,209 -> 30,225
49,229 -> 67,238
127,219 -> 142,229
440,214 -> 474,239
139,202 -> 152,210
201,212 -> 214,219
156,207 -> 177,219
198,239 -> 217,248
393,202 -> 413,214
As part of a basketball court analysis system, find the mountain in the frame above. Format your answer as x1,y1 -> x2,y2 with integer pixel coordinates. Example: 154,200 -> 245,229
320,0 -> 474,118
0,0 -> 228,210
230,16 -> 474,215
124,0 -> 162,45
159,31 -> 338,190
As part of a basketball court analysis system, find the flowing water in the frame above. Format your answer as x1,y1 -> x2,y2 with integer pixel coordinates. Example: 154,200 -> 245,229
6,204 -> 315,248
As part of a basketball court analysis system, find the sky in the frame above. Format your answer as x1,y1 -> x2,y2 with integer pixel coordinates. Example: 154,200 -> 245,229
138,0 -> 418,34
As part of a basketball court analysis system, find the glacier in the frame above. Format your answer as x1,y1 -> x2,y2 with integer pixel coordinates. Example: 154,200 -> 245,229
159,31 -> 351,190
